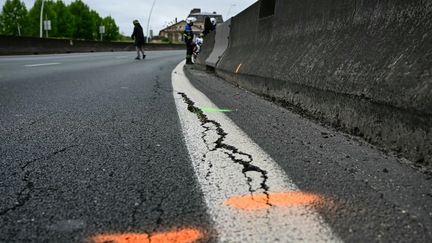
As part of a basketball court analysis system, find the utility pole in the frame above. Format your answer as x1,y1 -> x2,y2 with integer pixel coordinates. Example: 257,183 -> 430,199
146,0 -> 157,43
13,7 -> 22,36
17,24 -> 21,36
45,14 -> 48,37
39,0 -> 45,38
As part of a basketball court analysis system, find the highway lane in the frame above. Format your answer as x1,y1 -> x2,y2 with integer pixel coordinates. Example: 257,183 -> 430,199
0,51 -> 214,242
0,51 -> 431,242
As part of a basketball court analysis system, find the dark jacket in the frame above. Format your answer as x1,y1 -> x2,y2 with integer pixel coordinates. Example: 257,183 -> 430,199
203,17 -> 212,36
131,24 -> 145,43
184,23 -> 194,44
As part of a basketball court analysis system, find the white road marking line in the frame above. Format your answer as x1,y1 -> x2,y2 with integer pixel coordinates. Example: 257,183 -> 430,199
24,63 -> 61,67
172,61 -> 342,242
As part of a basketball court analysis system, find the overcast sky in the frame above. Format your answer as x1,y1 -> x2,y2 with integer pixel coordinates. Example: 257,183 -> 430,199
0,0 -> 257,35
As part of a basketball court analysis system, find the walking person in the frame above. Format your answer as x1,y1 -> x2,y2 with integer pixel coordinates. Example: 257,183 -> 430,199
184,17 -> 196,64
131,20 -> 146,60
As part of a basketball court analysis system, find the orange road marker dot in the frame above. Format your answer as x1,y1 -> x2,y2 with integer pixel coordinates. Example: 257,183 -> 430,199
225,192 -> 322,210
90,228 -> 203,243
235,63 -> 242,74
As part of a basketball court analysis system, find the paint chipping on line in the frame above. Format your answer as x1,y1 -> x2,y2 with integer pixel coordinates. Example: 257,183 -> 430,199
225,192 -> 322,210
178,92 -> 271,200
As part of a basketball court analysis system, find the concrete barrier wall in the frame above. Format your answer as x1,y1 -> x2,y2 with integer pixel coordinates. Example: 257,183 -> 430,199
208,0 -> 432,166
206,19 -> 231,67
195,31 -> 216,66
0,35 -> 184,55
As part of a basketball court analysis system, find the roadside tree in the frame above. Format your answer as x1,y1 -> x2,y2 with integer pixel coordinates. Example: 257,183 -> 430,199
101,16 -> 120,41
53,0 -> 74,38
69,0 -> 97,40
1,0 -> 28,36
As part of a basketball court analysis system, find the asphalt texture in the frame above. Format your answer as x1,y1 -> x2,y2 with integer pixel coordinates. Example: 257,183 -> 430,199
184,65 -> 432,243
0,51 -> 431,242
0,52 -> 213,242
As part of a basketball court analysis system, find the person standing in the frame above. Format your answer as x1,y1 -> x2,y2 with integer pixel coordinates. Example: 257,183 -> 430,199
131,20 -> 146,60
203,16 -> 212,36
193,33 -> 204,61
210,17 -> 217,32
184,17 -> 196,64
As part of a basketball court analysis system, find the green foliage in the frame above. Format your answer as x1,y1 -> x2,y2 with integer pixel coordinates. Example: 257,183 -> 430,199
117,34 -> 133,42
1,0 -> 121,40
0,12 -> 4,34
101,16 -> 120,41
1,0 -> 28,36
53,1 -> 74,38
68,0 -> 97,40
26,0 -> 43,37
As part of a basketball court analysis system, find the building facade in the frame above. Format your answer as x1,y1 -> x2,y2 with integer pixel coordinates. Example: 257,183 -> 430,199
159,9 -> 223,43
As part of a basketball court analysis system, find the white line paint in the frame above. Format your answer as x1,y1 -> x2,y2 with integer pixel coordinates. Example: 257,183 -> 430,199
25,63 -> 61,67
172,61 -> 342,242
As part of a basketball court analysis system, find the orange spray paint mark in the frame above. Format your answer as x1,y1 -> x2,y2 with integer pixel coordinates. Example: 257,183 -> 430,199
235,63 -> 242,74
90,228 -> 203,243
225,192 -> 322,210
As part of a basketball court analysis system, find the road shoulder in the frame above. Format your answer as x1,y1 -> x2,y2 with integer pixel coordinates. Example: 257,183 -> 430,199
184,65 -> 432,242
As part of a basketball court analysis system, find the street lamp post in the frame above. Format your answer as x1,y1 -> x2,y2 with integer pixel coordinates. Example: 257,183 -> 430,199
39,0 -> 45,38
17,23 -> 21,36
146,0 -> 157,43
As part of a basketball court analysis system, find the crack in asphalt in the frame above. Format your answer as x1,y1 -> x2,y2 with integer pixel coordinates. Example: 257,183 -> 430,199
0,144 -> 78,218
131,186 -> 170,240
153,75 -> 173,95
129,189 -> 151,242
131,190 -> 146,228
201,125 -> 214,180
152,75 -> 162,97
28,112 -> 57,126
0,171 -> 34,218
151,193 -> 168,232
178,92 -> 271,204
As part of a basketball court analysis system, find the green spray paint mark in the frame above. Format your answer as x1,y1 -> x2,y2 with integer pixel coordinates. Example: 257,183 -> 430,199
200,107 -> 233,113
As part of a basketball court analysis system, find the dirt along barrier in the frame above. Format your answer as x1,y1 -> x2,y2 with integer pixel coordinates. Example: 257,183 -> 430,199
196,0 -> 432,167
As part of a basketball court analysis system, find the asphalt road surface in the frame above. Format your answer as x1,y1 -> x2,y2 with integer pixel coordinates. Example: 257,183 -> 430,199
0,51 -> 431,242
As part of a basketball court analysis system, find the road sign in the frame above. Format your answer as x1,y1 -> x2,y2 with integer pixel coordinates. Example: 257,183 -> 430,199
99,26 -> 106,34
43,20 -> 51,31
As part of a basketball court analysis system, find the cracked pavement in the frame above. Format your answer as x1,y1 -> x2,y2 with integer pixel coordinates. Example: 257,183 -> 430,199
0,52 -> 213,242
1,51 -> 431,242
178,93 -> 270,195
